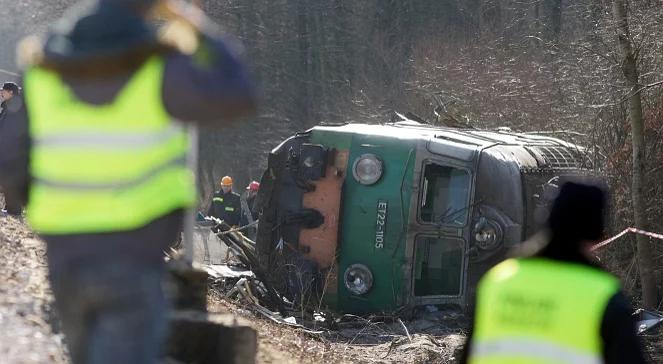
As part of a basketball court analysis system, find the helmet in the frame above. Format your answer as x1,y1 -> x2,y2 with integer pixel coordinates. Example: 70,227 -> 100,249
246,181 -> 260,191
220,176 -> 233,186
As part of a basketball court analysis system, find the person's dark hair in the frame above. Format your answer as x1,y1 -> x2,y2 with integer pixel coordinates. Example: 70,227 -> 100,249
2,82 -> 20,95
99,0 -> 158,13
547,181 -> 606,242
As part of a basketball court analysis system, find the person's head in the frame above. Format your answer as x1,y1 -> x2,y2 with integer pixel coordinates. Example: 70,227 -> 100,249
220,176 -> 233,193
547,181 -> 607,250
38,0 -> 164,72
1,82 -> 19,101
98,0 -> 159,14
246,181 -> 260,197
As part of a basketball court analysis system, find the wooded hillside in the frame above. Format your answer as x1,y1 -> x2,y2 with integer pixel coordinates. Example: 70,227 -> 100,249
0,0 -> 661,308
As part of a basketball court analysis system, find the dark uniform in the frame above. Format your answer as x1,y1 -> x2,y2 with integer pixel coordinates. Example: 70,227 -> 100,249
240,193 -> 257,225
208,190 -> 242,226
0,83 -> 27,216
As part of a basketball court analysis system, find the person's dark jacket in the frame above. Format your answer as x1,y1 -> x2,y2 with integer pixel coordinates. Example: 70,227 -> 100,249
240,193 -> 259,226
0,94 -> 29,214
207,190 -> 242,226
247,195 -> 257,218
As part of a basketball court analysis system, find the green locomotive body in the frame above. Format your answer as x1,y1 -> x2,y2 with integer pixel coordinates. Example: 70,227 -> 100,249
256,121 -> 593,314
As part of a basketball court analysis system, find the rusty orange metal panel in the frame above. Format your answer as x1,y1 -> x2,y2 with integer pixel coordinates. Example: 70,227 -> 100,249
299,150 -> 348,270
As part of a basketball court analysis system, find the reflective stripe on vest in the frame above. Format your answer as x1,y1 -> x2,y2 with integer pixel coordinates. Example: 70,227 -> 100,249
24,56 -> 196,234
471,338 -> 602,364
33,124 -> 184,149
469,258 -> 619,364
224,207 -> 235,212
213,197 -> 224,203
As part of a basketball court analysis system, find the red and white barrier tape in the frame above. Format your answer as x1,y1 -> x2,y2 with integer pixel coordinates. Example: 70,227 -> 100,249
591,227 -> 663,251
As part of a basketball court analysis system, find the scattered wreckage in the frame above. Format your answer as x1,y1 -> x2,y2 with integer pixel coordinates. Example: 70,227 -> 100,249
196,217 -> 663,340
191,119 -> 663,338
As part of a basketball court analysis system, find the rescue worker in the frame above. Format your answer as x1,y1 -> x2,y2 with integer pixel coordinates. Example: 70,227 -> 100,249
461,181 -> 646,364
0,81 -> 26,217
241,181 -> 260,223
207,175 -> 241,226
240,180 -> 260,239
0,0 -> 255,363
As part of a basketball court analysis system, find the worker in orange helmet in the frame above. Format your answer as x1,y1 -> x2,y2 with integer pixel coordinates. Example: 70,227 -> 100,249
207,176 -> 241,226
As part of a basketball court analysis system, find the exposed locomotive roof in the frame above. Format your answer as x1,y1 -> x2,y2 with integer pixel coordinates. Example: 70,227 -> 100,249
314,121 -> 577,148
311,120 -> 591,170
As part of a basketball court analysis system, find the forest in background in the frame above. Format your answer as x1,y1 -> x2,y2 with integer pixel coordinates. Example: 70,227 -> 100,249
0,0 -> 661,308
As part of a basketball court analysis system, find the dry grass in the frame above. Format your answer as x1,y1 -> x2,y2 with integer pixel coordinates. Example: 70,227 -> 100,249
207,288 -> 465,364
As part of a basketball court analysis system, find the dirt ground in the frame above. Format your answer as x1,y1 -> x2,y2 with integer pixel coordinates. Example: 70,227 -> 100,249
208,293 -> 465,364
0,214 -> 463,363
0,215 -> 67,363
1,212 -> 661,363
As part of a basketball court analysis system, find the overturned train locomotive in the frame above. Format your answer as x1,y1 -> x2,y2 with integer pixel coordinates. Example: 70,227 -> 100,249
254,120 -> 596,314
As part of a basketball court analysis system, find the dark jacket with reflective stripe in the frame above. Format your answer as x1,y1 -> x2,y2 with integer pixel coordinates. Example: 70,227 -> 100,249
208,190 -> 241,226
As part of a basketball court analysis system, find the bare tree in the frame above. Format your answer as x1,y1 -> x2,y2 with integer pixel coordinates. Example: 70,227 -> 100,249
612,0 -> 657,309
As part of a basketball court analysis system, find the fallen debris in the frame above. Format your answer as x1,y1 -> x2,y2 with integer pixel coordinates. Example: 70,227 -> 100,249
201,219 -> 470,363
635,309 -> 663,334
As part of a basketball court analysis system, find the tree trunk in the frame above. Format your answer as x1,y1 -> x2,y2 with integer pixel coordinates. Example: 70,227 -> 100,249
612,0 -> 658,309
548,0 -> 562,39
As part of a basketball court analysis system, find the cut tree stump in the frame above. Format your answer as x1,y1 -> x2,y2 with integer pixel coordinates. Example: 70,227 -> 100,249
166,259 -> 209,311
167,310 -> 257,364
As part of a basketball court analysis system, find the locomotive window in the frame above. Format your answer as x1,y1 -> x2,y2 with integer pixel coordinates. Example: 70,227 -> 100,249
420,163 -> 470,225
413,236 -> 463,296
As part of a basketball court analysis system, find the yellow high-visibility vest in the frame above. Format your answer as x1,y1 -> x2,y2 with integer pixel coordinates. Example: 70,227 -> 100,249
24,56 -> 195,234
469,258 -> 619,364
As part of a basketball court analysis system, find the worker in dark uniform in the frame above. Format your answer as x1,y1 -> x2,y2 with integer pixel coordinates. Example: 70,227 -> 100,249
207,175 -> 241,226
0,0 -> 255,363
241,180 -> 260,224
240,180 -> 260,239
461,182 -> 646,364
0,82 -> 26,217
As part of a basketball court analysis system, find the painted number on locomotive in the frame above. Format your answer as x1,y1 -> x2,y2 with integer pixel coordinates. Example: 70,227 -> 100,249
375,200 -> 388,249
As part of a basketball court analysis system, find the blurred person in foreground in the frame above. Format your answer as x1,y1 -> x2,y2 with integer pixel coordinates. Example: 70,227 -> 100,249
0,0 -> 256,363
0,81 -> 27,217
461,181 -> 646,364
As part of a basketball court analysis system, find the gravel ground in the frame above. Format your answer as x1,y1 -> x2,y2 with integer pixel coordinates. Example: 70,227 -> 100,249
0,215 -> 68,363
